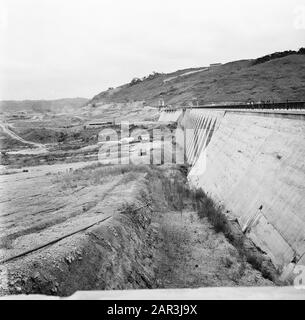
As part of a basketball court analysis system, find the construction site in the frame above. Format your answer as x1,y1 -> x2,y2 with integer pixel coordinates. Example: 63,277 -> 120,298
0,93 -> 304,298
0,39 -> 305,298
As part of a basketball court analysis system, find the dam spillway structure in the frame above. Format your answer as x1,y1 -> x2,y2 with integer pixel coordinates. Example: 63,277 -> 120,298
159,103 -> 305,278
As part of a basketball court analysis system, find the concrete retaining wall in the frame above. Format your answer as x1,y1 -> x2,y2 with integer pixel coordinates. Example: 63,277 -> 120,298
160,109 -> 305,274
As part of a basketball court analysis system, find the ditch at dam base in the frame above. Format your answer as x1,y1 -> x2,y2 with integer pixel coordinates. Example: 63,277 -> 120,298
161,108 -> 305,281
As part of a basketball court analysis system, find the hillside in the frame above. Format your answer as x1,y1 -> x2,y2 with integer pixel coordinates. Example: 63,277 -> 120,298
90,53 -> 305,106
0,98 -> 89,114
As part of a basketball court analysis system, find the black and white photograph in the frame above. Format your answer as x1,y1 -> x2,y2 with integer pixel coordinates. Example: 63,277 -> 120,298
0,0 -> 305,305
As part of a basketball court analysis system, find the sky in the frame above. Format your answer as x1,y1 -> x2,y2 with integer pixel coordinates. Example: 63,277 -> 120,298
0,0 -> 304,100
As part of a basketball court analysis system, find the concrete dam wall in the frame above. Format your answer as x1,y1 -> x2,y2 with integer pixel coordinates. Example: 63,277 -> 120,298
159,108 -> 305,274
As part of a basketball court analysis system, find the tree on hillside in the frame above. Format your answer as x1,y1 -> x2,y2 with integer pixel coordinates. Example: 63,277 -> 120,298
298,47 -> 305,54
129,77 -> 142,86
253,48 -> 305,65
146,71 -> 161,80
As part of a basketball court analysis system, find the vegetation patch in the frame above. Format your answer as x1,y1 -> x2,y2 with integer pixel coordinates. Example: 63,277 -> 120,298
144,166 -> 282,284
253,47 -> 305,65
191,188 -> 282,284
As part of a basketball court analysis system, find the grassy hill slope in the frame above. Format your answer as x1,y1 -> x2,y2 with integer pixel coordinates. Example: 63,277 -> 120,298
90,54 -> 305,106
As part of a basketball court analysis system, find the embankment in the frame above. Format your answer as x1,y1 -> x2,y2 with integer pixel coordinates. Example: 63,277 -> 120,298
161,108 -> 305,278
0,174 -> 158,296
1,164 -> 277,296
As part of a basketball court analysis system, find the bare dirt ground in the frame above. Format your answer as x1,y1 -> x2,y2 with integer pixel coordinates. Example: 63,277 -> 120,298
0,163 -> 144,263
152,209 -> 273,288
0,164 -> 275,296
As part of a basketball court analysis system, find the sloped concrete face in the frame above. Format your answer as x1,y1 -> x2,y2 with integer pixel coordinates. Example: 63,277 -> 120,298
165,108 -> 305,274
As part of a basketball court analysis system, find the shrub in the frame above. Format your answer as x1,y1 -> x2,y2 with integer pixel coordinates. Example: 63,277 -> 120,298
253,48 -> 305,65
129,77 -> 142,86
146,71 -> 161,80
298,47 -> 305,54
191,188 -> 228,233
57,131 -> 67,143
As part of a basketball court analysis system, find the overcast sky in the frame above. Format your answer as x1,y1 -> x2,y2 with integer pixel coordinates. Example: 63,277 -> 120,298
0,0 -> 304,100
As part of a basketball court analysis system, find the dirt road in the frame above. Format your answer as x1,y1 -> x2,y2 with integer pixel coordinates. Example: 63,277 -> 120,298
0,122 -> 47,154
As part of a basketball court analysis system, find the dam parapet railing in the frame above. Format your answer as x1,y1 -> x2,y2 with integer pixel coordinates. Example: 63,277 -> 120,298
159,100 -> 305,112
194,100 -> 305,110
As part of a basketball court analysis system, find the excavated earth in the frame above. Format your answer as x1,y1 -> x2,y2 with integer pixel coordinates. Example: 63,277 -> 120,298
0,165 -> 274,296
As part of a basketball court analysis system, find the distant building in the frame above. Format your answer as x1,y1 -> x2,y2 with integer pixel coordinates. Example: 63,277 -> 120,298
85,120 -> 114,128
209,63 -> 222,69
